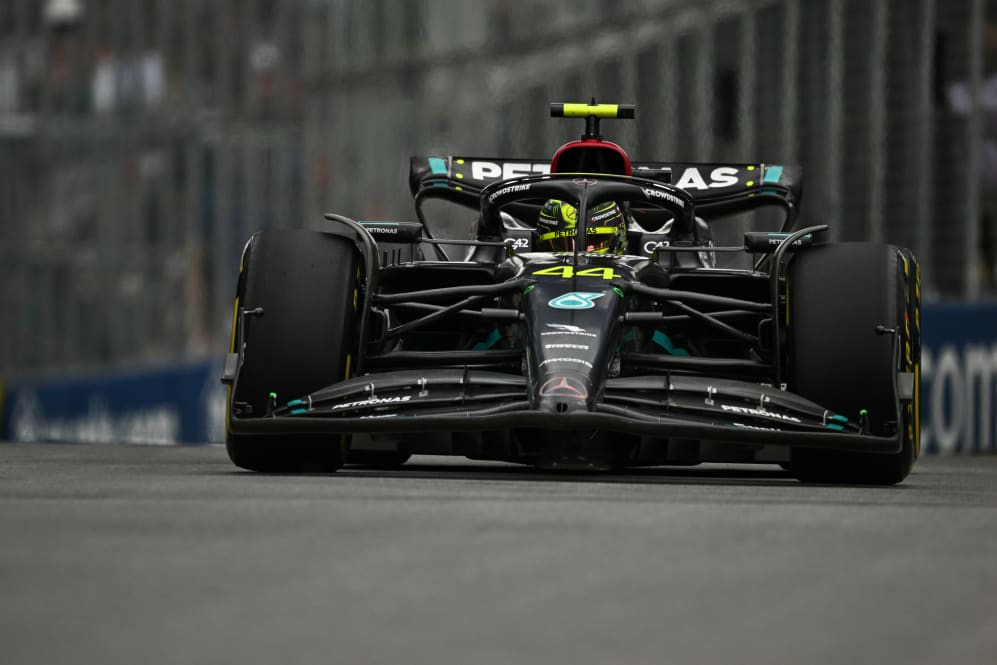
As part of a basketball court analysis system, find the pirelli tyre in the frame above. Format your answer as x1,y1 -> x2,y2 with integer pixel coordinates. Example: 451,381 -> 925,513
786,242 -> 920,485
226,229 -> 363,472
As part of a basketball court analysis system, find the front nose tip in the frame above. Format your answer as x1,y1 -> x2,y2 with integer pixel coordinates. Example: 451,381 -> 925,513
537,394 -> 589,414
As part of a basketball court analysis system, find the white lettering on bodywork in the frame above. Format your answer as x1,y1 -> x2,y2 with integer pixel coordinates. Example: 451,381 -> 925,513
539,357 -> 594,369
720,403 -> 801,423
488,183 -> 532,203
471,161 -> 550,181
332,395 -> 412,410
641,187 -> 686,208
675,166 -> 741,190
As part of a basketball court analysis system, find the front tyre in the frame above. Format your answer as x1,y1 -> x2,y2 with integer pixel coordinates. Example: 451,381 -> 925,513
787,242 -> 920,485
226,229 -> 363,472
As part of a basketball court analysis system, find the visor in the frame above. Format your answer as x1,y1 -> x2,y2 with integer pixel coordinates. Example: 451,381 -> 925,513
584,225 -> 620,253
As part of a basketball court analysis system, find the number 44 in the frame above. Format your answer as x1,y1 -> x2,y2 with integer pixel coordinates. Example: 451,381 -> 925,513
532,266 -> 620,280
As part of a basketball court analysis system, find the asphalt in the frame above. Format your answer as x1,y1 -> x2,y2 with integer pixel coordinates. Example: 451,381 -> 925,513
1,443 -> 996,665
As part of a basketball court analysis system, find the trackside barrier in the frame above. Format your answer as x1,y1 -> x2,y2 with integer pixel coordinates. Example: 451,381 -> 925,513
921,303 -> 997,454
0,302 -> 995,451
0,361 -> 226,445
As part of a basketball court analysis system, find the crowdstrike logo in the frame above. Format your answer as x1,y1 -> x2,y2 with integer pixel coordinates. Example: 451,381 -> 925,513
488,183 -> 532,203
641,187 -> 686,208
591,207 -> 620,222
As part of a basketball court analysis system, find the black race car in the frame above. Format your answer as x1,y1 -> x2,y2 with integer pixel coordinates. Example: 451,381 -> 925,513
222,103 -> 921,484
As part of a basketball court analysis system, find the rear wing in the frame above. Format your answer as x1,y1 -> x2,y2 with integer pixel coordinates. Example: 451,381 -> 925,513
410,156 -> 802,226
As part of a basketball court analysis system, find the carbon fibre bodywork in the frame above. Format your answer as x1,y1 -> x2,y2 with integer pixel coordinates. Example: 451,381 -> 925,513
224,105 -> 917,474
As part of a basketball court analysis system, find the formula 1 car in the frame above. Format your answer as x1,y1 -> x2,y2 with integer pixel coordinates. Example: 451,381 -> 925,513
222,102 -> 921,484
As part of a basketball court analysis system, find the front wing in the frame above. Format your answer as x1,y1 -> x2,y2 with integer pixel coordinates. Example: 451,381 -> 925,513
228,369 -> 903,454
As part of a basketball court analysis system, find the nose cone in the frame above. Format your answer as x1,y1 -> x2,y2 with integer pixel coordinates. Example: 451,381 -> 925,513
524,272 -> 624,411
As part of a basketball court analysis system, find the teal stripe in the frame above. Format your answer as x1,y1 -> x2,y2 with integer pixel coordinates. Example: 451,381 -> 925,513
763,165 -> 783,183
826,423 -> 845,431
428,157 -> 448,175
290,408 -> 308,415
831,414 -> 848,422
652,330 -> 690,356
472,328 -> 502,351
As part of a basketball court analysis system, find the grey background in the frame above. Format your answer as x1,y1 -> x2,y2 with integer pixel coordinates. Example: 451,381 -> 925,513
2,0 -> 996,377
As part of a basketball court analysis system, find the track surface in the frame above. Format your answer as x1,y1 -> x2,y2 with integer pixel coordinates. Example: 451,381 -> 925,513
2,443 -> 996,665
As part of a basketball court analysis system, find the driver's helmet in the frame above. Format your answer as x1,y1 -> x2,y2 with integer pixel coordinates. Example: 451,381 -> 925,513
537,199 -> 626,253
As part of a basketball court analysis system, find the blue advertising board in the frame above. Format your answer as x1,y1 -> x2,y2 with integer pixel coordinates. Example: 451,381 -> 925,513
0,360 -> 226,445
920,303 -> 997,454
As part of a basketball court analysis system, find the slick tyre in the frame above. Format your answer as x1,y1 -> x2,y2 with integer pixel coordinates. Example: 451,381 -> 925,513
787,242 -> 920,485
226,229 -> 363,472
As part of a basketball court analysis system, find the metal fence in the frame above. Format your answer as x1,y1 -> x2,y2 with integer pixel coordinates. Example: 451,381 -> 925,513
2,0 -> 996,376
